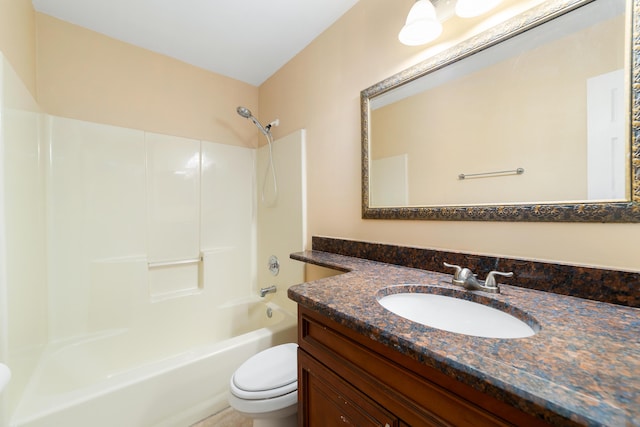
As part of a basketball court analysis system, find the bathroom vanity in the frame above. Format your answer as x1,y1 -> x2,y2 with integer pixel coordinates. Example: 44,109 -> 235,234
287,238 -> 640,426
297,306 -> 546,426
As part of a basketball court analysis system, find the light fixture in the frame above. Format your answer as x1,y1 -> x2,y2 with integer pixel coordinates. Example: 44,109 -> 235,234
455,0 -> 503,18
399,0 -> 504,46
398,0 -> 443,46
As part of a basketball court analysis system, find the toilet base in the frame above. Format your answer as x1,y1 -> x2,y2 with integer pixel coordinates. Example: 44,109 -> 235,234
253,413 -> 297,427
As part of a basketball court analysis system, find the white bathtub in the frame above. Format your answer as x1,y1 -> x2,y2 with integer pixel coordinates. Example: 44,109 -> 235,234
10,300 -> 297,427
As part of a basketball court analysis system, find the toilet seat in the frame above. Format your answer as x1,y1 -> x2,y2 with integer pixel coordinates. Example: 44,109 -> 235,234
230,343 -> 298,400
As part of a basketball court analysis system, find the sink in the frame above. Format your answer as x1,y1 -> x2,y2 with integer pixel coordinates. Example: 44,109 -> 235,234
378,291 -> 536,339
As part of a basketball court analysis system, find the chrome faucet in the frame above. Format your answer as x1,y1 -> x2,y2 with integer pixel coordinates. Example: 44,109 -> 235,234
443,262 -> 513,294
259,285 -> 277,297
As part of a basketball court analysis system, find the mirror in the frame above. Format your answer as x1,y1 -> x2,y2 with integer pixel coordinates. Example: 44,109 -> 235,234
362,0 -> 640,221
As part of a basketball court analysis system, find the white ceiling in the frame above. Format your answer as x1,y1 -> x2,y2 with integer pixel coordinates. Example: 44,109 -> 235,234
31,0 -> 360,86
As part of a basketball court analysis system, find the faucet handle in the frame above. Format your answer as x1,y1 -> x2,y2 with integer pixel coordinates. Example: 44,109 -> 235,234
443,262 -> 463,279
485,271 -> 514,288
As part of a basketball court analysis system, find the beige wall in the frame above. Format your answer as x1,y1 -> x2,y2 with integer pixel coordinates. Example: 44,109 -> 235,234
0,0 -> 36,96
36,13 -> 260,147
260,0 -> 640,272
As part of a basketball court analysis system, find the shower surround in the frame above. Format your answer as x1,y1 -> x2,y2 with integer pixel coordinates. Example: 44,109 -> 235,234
0,55 -> 304,427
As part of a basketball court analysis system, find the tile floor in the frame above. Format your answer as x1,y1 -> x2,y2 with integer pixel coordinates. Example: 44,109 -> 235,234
190,407 -> 252,427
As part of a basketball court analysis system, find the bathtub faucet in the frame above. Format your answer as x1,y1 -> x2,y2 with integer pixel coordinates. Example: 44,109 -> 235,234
259,285 -> 277,297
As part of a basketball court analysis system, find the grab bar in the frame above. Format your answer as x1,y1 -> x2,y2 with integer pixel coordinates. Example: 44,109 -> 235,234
458,167 -> 524,180
148,256 -> 202,268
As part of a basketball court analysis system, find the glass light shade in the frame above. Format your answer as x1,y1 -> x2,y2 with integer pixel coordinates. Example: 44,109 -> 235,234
455,0 -> 503,18
399,0 -> 443,46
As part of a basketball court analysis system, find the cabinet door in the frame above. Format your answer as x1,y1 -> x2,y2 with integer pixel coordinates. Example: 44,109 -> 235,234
299,349 -> 399,427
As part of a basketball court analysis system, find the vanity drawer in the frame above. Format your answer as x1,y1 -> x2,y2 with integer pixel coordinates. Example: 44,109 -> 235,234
299,349 -> 399,427
298,306 -> 552,427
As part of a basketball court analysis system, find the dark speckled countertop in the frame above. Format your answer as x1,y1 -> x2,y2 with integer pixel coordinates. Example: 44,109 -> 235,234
287,250 -> 640,427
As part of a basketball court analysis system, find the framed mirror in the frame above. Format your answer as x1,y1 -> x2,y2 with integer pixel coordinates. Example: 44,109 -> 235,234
361,0 -> 640,221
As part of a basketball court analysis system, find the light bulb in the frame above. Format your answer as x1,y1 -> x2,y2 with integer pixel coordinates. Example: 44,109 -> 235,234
399,0 -> 443,46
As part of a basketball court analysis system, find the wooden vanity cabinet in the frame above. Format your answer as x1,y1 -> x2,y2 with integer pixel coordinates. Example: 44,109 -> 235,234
299,350 -> 400,426
297,306 -> 554,427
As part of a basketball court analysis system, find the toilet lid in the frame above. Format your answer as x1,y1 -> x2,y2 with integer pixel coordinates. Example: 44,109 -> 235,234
233,343 -> 298,392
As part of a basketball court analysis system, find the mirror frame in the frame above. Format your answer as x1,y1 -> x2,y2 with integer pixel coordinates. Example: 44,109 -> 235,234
361,0 -> 640,222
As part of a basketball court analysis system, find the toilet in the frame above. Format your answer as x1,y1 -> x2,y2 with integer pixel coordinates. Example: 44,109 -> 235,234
228,343 -> 298,427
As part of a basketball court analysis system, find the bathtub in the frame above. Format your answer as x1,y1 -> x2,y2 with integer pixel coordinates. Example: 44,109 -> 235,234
9,299 -> 297,427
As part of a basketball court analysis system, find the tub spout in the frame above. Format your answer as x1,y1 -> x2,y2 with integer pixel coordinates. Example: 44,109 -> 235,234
259,285 -> 277,297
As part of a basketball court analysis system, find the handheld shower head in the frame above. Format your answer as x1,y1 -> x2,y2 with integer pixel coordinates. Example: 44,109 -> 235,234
235,106 -> 280,205
236,105 -> 269,135
236,106 -> 252,119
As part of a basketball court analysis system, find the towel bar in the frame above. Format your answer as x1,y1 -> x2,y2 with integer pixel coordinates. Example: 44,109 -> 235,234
458,167 -> 524,180
148,257 -> 202,268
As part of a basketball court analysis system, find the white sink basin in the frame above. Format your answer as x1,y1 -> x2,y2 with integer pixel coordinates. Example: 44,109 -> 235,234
378,292 -> 536,339
0,363 -> 10,393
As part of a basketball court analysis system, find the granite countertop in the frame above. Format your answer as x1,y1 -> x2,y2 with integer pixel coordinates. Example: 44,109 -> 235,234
287,250 -> 640,427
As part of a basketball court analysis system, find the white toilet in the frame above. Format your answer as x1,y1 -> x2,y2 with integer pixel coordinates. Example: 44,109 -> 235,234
228,343 -> 298,427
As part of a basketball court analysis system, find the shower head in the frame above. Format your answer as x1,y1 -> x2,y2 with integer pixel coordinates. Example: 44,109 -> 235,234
236,106 -> 252,119
236,105 -> 269,135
